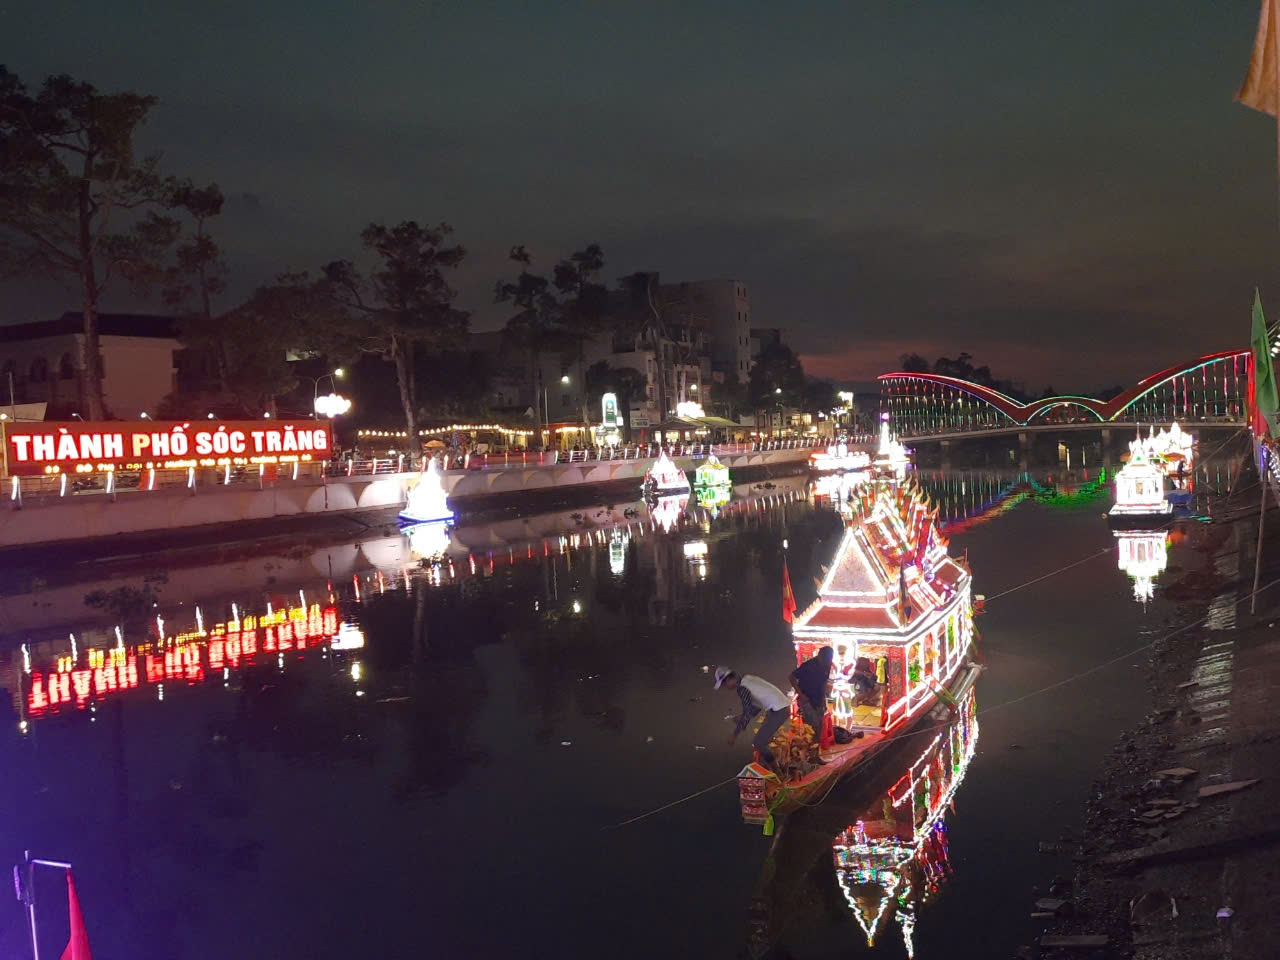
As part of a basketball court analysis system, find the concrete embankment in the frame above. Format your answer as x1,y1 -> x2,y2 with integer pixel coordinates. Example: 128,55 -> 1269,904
0,446 -> 814,549
1035,482 -> 1280,960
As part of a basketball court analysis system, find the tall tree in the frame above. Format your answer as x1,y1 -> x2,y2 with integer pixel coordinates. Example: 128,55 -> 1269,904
496,247 -> 570,450
164,183 -> 230,392
616,272 -> 672,424
0,68 -> 184,418
899,352 -> 931,373
748,340 -> 806,434
320,221 -> 469,443
552,243 -> 608,425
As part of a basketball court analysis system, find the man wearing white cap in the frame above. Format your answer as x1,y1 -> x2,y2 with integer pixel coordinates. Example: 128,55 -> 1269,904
714,666 -> 792,768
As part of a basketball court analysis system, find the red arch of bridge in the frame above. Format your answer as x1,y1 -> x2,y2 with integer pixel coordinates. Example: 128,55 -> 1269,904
878,348 -> 1251,426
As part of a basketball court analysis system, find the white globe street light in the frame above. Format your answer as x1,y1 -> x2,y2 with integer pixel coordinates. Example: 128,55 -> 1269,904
314,393 -> 353,418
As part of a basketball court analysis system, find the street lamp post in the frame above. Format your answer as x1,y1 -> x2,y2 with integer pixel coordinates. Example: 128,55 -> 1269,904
310,368 -> 345,413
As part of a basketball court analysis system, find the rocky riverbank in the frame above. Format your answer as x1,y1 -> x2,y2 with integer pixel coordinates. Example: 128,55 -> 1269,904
1024,485 -> 1280,959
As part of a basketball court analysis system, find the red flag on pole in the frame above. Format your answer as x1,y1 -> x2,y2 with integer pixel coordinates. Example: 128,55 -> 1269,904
781,559 -> 797,623
60,871 -> 91,960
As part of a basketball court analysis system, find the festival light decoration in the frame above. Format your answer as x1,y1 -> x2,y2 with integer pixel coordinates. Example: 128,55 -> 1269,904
1110,439 -> 1172,520
809,443 -> 872,473
1134,422 -> 1195,477
398,457 -> 454,525
693,453 -> 730,488
792,479 -> 973,732
642,450 -> 691,496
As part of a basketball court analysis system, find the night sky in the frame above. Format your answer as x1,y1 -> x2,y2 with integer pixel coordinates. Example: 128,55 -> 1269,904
6,0 -> 1279,391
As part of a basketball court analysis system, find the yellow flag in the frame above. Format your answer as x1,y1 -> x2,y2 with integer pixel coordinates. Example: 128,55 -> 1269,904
1239,0 -> 1280,116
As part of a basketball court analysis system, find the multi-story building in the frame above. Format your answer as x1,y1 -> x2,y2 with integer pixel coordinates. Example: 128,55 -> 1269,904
0,313 -> 184,419
659,279 -> 754,381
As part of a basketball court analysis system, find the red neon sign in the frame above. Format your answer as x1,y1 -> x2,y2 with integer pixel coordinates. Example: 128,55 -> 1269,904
2,420 -> 330,477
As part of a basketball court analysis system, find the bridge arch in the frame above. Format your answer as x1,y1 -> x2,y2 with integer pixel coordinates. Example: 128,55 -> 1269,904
878,348 -> 1251,439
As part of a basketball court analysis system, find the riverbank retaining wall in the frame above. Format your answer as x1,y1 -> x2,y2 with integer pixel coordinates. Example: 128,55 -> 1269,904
0,447 -> 813,549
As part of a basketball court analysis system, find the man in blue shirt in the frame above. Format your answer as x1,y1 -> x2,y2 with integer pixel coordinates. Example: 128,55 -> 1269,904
714,666 -> 792,768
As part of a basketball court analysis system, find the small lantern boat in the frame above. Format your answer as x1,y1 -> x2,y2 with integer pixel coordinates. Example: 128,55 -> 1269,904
642,450 -> 691,496
398,457 -> 454,526
737,477 -> 981,827
809,443 -> 872,474
694,453 -> 731,487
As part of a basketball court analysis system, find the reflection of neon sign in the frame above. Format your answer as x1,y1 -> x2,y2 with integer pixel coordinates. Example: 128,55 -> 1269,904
24,605 -> 340,720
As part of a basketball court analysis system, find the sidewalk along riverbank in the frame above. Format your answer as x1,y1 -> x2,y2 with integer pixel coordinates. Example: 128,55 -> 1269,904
0,446 -> 816,549
1030,479 -> 1280,959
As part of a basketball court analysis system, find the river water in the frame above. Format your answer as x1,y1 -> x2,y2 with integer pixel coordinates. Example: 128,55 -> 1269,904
0,457 -> 1242,959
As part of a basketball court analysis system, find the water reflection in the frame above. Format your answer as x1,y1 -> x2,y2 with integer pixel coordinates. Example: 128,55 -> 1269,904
1114,528 -> 1170,605
749,689 -> 978,959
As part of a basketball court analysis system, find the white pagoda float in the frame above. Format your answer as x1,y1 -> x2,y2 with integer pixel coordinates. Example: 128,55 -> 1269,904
738,479 -> 981,826
1114,529 -> 1169,604
873,414 -> 910,477
809,442 -> 872,474
1138,421 -> 1195,477
399,457 -> 454,526
642,449 -> 690,496
1109,439 -> 1171,528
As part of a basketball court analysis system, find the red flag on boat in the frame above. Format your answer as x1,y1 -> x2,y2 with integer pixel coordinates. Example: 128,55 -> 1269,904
781,560 -> 797,623
60,871 -> 91,960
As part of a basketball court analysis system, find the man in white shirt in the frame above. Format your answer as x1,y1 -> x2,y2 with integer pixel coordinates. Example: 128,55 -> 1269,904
714,666 -> 792,768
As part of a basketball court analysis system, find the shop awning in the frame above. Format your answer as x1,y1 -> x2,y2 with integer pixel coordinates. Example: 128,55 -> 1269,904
693,416 -> 743,429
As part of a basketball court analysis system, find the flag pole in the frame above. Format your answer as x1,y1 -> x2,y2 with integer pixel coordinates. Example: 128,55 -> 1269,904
1253,446 -> 1274,614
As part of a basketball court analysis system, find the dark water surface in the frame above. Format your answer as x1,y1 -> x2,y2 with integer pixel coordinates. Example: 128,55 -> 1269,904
0,463 -> 1232,959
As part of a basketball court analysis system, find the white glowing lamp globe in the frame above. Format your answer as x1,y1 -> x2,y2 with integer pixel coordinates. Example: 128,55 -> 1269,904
315,393 -> 352,418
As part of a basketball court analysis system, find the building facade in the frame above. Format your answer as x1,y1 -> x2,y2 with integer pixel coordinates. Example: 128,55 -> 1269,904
659,279 -> 754,381
0,313 -> 182,420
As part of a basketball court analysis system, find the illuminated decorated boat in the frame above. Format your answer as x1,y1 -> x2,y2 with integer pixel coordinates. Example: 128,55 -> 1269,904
694,453 -> 731,487
745,687 -> 978,958
642,450 -> 691,495
872,415 -> 910,477
737,478 -> 980,827
1138,421 -> 1195,477
1115,528 -> 1169,604
398,457 -> 454,526
809,443 -> 872,474
1108,440 -> 1171,528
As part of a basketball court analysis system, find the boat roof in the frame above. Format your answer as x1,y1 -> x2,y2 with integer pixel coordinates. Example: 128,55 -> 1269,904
794,479 -> 970,640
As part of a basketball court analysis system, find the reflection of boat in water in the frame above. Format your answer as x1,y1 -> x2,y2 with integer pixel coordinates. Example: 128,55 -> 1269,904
695,483 -> 731,515
646,492 -> 689,533
1115,528 -> 1169,604
642,450 -> 691,496
747,688 -> 978,958
398,458 -> 455,525
738,478 -> 980,825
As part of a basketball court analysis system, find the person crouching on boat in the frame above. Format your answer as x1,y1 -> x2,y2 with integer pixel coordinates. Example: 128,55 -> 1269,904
715,666 -> 792,769
789,646 -> 834,734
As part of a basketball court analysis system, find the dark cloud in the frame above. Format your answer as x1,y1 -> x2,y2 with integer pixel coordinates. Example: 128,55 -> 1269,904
3,0 -> 1278,390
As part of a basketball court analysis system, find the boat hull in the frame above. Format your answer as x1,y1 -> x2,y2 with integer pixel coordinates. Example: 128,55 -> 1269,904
746,661 -> 982,823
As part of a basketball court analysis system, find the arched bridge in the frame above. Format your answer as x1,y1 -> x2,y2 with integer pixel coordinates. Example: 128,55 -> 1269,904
879,349 -> 1251,440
